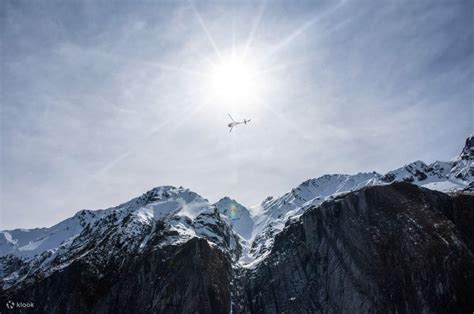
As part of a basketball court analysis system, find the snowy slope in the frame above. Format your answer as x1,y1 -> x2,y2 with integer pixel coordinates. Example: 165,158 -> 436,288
214,197 -> 254,240
0,210 -> 104,258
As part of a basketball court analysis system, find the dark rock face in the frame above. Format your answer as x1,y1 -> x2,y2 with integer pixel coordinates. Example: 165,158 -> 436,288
1,238 -> 232,313
243,183 -> 474,313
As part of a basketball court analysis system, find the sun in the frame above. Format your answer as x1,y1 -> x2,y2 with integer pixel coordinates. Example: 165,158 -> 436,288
209,53 -> 260,103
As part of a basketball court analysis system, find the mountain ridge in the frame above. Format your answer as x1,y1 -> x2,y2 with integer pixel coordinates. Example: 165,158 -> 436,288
1,135 -> 473,312
2,135 -> 473,266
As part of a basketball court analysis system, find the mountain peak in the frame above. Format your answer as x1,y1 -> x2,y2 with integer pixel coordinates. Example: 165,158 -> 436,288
215,196 -> 234,203
137,185 -> 204,205
213,197 -> 254,240
459,134 -> 474,160
214,196 -> 250,210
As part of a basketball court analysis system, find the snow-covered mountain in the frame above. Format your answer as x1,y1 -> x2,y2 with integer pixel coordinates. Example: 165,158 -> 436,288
1,186 -> 241,289
1,135 -> 473,312
245,134 -> 474,265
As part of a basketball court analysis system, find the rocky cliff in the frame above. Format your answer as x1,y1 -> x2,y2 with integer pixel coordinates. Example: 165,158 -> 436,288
242,183 -> 474,313
2,237 -> 233,313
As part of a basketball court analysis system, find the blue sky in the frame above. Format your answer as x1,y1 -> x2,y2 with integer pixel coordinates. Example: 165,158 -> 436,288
1,0 -> 473,229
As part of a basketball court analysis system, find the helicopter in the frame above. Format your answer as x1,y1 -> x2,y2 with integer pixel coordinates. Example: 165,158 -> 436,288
227,114 -> 251,133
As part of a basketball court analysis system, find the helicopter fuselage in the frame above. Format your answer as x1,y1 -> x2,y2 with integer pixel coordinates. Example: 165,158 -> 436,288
228,122 -> 240,128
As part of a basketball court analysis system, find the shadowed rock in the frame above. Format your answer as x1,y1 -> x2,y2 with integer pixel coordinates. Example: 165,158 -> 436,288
1,238 -> 232,314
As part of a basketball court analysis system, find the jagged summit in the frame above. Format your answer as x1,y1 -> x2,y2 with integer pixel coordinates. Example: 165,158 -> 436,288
135,185 -> 204,206
381,135 -> 473,190
459,133 -> 474,160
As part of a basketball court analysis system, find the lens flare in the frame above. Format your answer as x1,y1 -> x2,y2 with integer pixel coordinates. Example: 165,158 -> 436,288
229,204 -> 239,224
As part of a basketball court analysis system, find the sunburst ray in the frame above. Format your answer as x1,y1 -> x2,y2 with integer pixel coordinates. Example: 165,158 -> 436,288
242,0 -> 267,59
189,0 -> 222,60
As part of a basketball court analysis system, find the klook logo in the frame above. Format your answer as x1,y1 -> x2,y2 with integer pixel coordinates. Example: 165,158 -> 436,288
5,300 -> 34,310
5,300 -> 15,309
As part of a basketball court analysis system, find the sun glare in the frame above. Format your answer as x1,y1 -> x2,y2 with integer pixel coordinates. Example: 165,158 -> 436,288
209,54 -> 260,103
